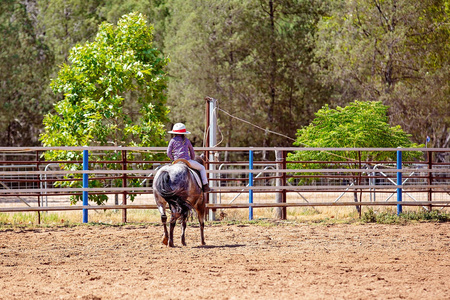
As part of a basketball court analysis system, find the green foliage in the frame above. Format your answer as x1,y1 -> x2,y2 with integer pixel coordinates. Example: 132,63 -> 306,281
97,0 -> 169,51
0,1 -> 54,146
165,0 -> 329,147
1,0 -> 448,152
401,210 -> 450,222
40,12 -> 169,205
41,13 -> 170,144
362,208 -> 450,224
361,209 -> 402,224
41,12 -> 169,148
288,100 -> 423,163
314,0 -> 450,148
37,0 -> 105,64
287,101 -> 423,186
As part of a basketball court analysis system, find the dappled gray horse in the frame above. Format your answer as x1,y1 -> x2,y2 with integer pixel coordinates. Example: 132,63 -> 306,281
152,157 -> 206,247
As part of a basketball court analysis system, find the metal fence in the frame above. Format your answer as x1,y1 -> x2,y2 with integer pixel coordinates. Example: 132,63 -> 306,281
0,147 -> 449,222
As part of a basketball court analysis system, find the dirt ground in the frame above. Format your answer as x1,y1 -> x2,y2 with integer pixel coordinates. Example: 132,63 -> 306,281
0,222 -> 449,300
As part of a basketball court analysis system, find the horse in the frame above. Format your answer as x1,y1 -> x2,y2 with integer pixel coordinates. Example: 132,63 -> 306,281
152,156 -> 207,247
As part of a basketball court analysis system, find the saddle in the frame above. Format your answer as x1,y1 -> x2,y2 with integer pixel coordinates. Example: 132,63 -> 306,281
172,159 -> 203,188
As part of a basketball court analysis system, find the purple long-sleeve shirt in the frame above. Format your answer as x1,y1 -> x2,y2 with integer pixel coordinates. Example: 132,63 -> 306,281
167,135 -> 195,161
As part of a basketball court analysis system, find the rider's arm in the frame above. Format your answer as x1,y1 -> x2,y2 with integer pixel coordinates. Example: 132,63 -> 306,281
187,139 -> 195,159
167,139 -> 174,161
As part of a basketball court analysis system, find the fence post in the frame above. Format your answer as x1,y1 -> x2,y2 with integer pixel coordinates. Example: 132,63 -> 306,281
275,150 -> 283,219
122,149 -> 127,223
207,97 -> 217,221
281,150 -> 287,219
427,151 -> 433,211
204,99 -> 211,220
357,151 -> 362,217
396,148 -> 402,215
249,149 -> 254,220
35,150 -> 41,225
82,148 -> 89,223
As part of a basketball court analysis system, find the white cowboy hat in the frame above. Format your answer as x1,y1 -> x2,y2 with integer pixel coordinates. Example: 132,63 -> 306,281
168,123 -> 191,134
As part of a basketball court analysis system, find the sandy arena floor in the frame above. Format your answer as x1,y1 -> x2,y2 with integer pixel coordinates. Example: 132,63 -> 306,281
0,222 -> 449,299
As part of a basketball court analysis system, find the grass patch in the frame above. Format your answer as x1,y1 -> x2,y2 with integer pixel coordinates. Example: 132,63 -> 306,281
361,208 -> 450,224
401,210 -> 450,222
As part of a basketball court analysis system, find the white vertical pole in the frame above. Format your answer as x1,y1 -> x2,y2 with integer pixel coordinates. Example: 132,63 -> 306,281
208,98 -> 217,221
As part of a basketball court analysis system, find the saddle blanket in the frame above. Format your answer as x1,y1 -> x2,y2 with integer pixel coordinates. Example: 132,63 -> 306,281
188,169 -> 202,189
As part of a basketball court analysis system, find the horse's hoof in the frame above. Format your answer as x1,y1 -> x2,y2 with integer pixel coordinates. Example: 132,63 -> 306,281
162,237 -> 168,245
169,242 -> 175,247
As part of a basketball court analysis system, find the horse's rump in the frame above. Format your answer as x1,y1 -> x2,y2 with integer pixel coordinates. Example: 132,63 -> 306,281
153,167 -> 192,218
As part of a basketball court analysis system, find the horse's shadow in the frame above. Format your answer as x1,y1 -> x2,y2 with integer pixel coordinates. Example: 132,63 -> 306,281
193,244 -> 246,249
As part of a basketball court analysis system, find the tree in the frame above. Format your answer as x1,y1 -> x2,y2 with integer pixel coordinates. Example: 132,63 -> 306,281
237,0 -> 330,148
164,0 -> 251,148
97,0 -> 169,51
37,0 -> 106,64
0,0 -> 54,146
164,0 -> 330,150
313,0 -> 450,150
40,12 -> 169,204
288,100 -> 423,163
288,100 -> 423,212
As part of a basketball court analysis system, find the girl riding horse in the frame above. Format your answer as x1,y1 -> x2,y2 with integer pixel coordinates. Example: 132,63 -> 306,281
167,123 -> 210,192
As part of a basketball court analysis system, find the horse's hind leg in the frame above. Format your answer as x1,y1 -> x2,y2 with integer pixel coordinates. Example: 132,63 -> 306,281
197,196 -> 206,246
199,216 -> 205,246
168,213 -> 180,247
180,217 -> 187,246
157,205 -> 169,245
161,214 -> 169,245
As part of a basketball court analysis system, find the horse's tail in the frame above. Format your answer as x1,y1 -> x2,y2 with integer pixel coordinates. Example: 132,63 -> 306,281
154,170 -> 192,218
167,194 -> 193,219
154,170 -> 176,198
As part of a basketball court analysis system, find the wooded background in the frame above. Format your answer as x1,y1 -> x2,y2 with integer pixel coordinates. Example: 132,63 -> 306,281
1,0 -> 449,148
